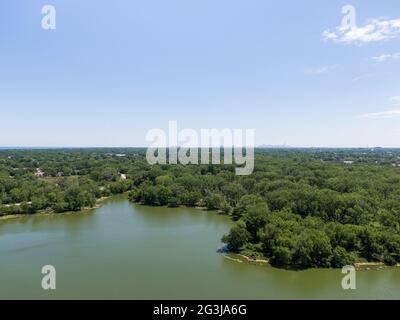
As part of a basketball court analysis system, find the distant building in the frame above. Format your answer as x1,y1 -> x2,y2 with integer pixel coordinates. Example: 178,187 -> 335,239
107,153 -> 127,157
35,168 -> 44,178
343,161 -> 354,165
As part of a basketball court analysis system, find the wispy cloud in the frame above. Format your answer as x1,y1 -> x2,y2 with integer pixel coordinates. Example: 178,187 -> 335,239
361,109 -> 400,119
323,18 -> 400,44
390,96 -> 400,103
372,53 -> 400,62
352,73 -> 374,82
360,96 -> 400,119
304,65 -> 337,75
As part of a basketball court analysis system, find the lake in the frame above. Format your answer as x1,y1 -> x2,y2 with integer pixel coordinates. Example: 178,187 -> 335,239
0,196 -> 399,299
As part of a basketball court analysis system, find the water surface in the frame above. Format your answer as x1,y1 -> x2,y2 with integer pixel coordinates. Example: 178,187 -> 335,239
0,196 -> 398,299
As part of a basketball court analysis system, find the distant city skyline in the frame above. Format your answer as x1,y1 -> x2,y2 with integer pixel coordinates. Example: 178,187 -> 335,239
1,0 -> 400,147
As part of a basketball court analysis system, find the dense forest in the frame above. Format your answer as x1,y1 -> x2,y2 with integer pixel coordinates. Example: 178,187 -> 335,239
1,148 -> 400,269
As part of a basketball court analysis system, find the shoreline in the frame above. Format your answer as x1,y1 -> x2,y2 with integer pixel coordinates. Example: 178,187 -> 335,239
224,253 -> 270,266
2,197 -> 400,272
130,201 -> 400,271
0,194 -> 124,221
223,252 -> 400,270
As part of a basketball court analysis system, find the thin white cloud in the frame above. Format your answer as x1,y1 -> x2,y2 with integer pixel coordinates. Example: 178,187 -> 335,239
372,53 -> 400,62
360,96 -> 400,119
304,65 -> 337,75
352,73 -> 374,82
323,18 -> 400,44
361,109 -> 400,119
391,96 -> 400,103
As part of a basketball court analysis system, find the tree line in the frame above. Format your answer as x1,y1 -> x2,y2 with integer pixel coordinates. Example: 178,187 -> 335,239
1,148 -> 400,268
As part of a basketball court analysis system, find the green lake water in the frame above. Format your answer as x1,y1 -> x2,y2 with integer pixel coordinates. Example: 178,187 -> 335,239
0,196 -> 399,299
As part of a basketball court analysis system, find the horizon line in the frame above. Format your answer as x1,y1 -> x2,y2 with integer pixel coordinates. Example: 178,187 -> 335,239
0,146 -> 397,150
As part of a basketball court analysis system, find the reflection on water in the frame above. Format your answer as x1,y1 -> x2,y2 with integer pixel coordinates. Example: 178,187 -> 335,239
0,196 -> 398,300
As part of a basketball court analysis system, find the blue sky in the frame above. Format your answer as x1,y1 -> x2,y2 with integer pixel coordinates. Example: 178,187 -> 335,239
0,0 -> 400,147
